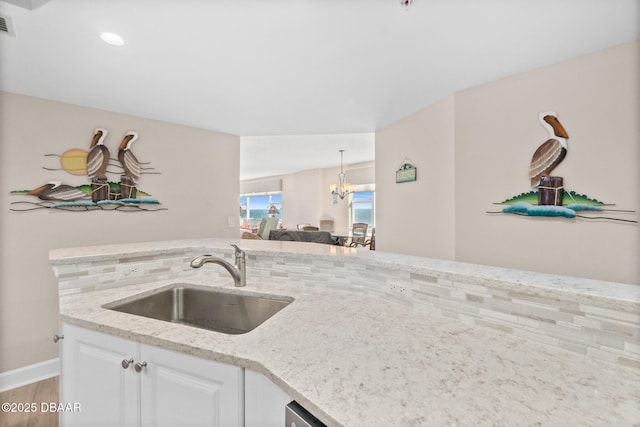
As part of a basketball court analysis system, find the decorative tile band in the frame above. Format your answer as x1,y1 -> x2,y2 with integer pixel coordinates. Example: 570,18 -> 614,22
53,248 -> 639,369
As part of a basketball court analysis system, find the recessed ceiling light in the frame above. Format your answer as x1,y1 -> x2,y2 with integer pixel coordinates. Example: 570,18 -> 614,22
100,32 -> 125,46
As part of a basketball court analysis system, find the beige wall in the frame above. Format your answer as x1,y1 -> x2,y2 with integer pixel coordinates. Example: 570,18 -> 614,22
455,41 -> 639,284
0,92 -> 240,372
376,95 -> 456,259
376,41 -> 639,284
282,168 -> 324,228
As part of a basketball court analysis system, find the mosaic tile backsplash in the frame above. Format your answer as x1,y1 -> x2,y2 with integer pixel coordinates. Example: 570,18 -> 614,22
51,240 -> 639,370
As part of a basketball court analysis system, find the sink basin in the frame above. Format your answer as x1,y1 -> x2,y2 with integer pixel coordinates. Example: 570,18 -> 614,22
106,285 -> 293,335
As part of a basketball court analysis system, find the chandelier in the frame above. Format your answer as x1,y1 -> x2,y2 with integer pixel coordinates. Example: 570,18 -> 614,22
330,149 -> 352,201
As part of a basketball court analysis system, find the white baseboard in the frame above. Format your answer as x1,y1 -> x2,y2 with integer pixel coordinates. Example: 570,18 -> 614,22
0,358 -> 60,392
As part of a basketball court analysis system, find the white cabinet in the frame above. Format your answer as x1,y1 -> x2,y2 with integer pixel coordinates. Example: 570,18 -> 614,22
139,343 -> 243,427
245,370 -> 290,427
60,323 -> 243,427
60,323 -> 138,427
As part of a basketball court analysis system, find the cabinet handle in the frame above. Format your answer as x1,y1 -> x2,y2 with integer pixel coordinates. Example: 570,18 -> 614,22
134,361 -> 147,373
121,358 -> 134,369
53,334 -> 64,343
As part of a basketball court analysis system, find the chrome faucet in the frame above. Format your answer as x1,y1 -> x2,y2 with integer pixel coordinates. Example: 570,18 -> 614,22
190,244 -> 246,287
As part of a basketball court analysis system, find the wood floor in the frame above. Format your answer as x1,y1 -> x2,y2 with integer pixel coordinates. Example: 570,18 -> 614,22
0,376 -> 59,427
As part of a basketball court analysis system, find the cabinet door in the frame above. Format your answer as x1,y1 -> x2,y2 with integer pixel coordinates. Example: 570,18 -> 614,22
245,370 -> 290,427
60,323 -> 138,427
139,344 -> 244,427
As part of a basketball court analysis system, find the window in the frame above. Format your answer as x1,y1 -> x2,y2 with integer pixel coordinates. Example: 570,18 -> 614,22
350,191 -> 374,227
240,192 -> 282,227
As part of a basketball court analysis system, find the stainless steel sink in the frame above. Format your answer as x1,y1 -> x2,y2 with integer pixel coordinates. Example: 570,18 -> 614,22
106,285 -> 293,335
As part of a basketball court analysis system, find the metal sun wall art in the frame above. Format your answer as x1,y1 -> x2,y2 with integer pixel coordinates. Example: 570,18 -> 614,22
10,129 -> 165,212
488,112 -> 637,223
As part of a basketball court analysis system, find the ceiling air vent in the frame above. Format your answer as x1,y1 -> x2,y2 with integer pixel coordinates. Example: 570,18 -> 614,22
0,14 -> 17,37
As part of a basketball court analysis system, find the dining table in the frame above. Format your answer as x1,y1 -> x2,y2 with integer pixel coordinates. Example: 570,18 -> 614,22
269,229 -> 335,245
331,230 -> 374,247
333,231 -> 367,246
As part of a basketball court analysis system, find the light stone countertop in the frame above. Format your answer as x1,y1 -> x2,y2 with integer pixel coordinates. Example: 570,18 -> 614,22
55,239 -> 640,427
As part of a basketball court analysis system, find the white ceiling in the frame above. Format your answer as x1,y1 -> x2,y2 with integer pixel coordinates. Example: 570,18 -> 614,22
1,0 -> 638,179
241,133 -> 375,180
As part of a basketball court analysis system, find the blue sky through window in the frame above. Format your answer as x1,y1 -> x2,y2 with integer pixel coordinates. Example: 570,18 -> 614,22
352,191 -> 374,225
240,194 -> 282,220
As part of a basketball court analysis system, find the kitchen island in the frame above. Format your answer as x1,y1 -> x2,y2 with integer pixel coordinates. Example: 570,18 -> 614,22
51,238 -> 640,426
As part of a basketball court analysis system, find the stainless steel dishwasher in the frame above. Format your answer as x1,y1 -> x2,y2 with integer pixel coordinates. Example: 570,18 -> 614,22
285,401 -> 326,427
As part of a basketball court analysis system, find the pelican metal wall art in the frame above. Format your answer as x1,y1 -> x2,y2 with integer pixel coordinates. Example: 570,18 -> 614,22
10,129 -> 164,212
488,112 -> 636,224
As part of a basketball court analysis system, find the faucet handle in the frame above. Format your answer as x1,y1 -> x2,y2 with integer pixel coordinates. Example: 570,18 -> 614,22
230,244 -> 247,287
230,244 -> 245,258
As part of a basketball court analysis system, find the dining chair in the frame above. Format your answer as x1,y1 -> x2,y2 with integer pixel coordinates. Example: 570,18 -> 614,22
349,223 -> 369,247
319,219 -> 334,232
241,231 -> 262,240
257,217 -> 279,240
365,227 -> 375,250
